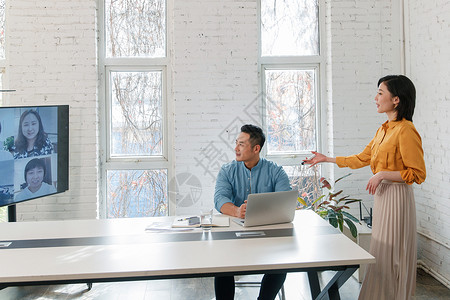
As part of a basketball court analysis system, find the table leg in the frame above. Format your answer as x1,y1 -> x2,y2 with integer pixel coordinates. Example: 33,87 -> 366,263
307,271 -> 321,299
314,266 -> 358,300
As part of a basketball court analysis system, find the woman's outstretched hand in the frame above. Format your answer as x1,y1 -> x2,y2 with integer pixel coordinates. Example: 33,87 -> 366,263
302,151 -> 329,167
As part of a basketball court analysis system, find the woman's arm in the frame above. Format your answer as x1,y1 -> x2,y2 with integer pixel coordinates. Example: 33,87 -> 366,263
302,151 -> 336,166
366,171 -> 403,195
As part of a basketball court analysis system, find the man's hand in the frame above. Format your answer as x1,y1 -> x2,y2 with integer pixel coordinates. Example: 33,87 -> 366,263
220,201 -> 247,218
235,200 -> 247,218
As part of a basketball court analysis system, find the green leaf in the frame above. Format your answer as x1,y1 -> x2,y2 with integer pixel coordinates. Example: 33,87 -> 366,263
297,197 -> 307,206
338,218 -> 344,232
344,218 -> 358,238
342,211 -> 360,223
338,196 -> 349,202
327,209 -> 337,219
317,210 -> 328,218
329,217 -> 338,228
335,173 -> 352,184
344,199 -> 362,205
311,194 -> 325,205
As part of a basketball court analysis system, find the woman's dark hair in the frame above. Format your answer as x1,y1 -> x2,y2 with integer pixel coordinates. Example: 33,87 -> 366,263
24,158 -> 46,182
15,110 -> 48,152
378,75 -> 416,121
241,124 -> 265,150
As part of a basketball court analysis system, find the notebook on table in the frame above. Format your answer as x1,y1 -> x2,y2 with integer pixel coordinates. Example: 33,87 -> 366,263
233,190 -> 298,227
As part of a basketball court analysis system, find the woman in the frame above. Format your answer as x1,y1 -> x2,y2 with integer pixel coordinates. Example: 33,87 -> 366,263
15,158 -> 56,201
303,75 -> 426,300
13,109 -> 54,159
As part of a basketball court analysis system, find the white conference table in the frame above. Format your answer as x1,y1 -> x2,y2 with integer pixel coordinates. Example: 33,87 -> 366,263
0,210 -> 374,300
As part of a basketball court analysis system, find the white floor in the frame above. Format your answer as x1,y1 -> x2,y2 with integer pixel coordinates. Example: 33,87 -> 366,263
1,269 -> 449,300
0,272 -> 362,300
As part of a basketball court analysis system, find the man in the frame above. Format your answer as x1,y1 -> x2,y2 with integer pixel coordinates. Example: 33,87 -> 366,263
214,124 -> 291,300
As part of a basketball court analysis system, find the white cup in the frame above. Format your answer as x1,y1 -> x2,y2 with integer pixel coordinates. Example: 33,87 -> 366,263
200,209 -> 213,231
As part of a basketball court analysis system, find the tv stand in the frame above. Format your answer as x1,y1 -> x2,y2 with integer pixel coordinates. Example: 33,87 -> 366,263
8,205 -> 16,222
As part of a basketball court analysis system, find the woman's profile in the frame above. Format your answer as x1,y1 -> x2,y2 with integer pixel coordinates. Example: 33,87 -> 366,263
15,158 -> 56,201
13,109 -> 54,159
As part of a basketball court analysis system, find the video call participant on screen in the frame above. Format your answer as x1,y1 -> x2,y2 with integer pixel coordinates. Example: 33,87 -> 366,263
15,158 -> 56,201
214,124 -> 291,300
13,109 -> 54,159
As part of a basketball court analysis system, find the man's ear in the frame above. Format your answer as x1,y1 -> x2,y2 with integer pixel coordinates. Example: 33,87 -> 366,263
253,144 -> 261,153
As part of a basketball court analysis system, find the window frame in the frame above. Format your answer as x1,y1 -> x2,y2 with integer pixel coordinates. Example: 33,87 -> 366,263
98,0 -> 173,219
258,0 -> 328,170
261,63 -> 322,165
105,65 -> 169,163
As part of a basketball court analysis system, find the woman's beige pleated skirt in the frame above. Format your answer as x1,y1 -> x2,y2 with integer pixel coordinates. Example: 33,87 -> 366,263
358,180 -> 416,300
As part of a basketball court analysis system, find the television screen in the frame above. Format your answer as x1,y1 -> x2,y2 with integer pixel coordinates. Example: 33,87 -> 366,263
0,105 -> 69,207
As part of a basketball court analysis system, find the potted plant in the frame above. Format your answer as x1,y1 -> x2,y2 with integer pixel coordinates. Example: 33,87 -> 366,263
297,173 -> 362,238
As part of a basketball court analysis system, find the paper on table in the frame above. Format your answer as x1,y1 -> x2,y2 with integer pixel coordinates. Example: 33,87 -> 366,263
171,215 -> 230,228
145,222 -> 195,232
211,215 -> 230,227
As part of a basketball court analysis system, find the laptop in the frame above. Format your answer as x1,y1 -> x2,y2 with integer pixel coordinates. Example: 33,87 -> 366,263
233,190 -> 298,227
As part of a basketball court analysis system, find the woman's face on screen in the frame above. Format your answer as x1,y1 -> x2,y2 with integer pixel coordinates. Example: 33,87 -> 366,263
26,166 -> 44,192
22,113 -> 40,141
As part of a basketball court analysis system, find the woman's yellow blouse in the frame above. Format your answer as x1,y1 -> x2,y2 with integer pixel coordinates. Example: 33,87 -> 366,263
336,119 -> 426,185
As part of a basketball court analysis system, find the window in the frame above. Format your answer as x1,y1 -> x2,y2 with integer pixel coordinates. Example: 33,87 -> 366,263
109,70 -> 163,157
260,0 -> 325,203
264,68 -> 317,155
261,0 -> 319,57
105,0 -> 165,58
100,0 -> 169,218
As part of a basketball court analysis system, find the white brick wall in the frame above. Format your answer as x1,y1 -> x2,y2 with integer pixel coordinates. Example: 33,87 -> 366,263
408,0 -> 450,286
172,0 -> 258,215
328,0 -> 402,216
4,0 -> 98,221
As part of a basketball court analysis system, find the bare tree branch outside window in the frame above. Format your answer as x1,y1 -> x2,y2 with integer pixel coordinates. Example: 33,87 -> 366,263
285,164 -> 322,208
110,71 -> 163,156
107,71 -> 166,218
261,0 -> 319,56
265,69 -> 316,154
107,169 -> 168,218
103,1 -> 168,218
105,0 -> 165,58
261,1 -> 321,204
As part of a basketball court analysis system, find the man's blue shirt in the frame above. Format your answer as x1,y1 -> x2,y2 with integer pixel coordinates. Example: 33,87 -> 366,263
214,157 -> 292,212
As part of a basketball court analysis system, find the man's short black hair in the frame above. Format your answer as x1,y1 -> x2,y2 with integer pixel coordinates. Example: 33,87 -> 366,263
241,124 -> 265,149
